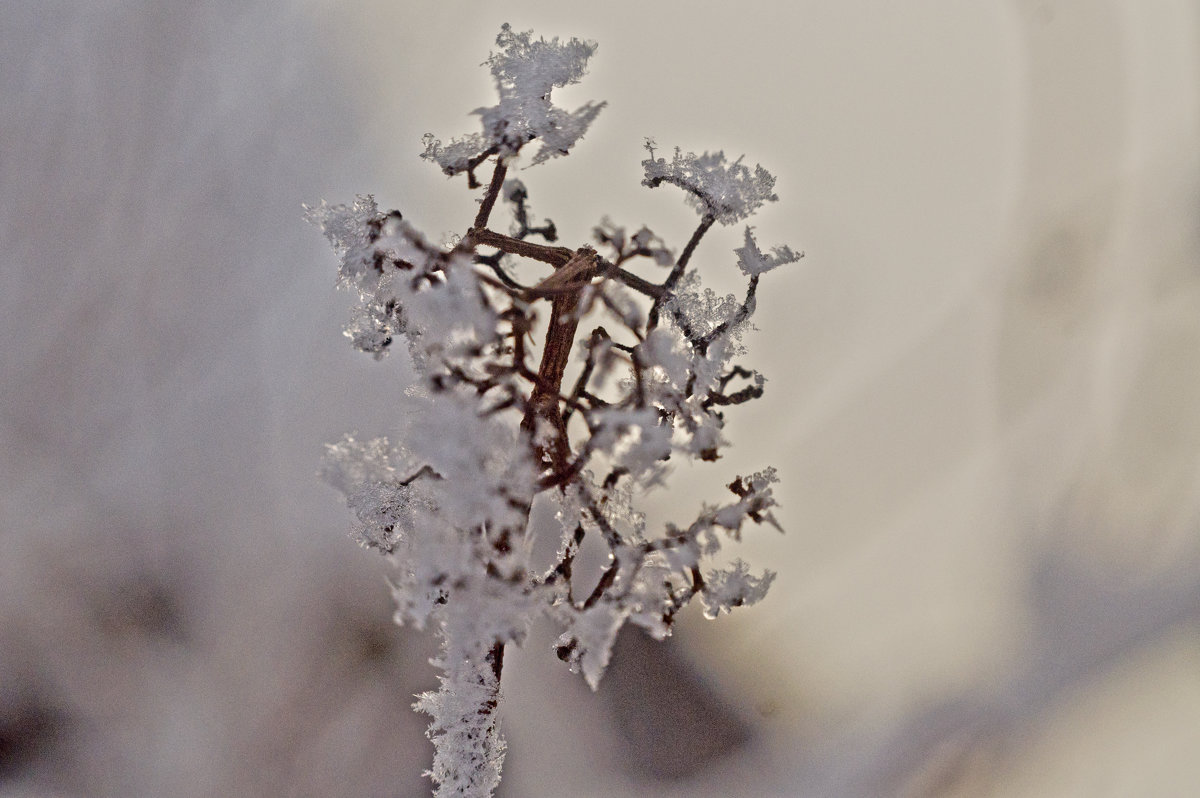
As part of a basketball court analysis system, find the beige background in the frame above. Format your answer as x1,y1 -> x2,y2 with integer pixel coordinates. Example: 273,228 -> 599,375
3,2 -> 1199,796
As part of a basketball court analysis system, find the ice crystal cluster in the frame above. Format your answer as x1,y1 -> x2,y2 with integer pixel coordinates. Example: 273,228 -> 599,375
307,25 -> 799,798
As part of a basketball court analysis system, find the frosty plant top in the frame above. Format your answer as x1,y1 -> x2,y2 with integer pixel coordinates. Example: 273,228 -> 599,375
306,24 -> 799,798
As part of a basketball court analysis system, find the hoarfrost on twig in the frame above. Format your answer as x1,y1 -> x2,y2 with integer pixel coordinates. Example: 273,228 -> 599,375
306,23 -> 800,797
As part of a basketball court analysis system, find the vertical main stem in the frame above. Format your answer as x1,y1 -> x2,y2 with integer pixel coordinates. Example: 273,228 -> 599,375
521,289 -> 581,474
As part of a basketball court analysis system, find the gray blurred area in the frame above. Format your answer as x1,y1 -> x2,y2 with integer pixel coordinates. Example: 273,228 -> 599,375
3,2 -> 1200,796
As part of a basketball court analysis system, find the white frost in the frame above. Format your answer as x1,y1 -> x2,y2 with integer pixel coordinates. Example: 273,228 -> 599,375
423,24 -> 605,174
641,142 -> 778,225
310,24 -> 792,798
735,226 -> 803,276
700,559 -> 776,619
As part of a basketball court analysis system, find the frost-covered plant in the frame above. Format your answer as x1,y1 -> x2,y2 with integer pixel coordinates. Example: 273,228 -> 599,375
306,24 -> 798,798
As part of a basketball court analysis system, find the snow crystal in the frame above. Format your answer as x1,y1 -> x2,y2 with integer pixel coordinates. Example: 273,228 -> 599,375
589,407 -> 672,482
714,467 -> 782,535
700,559 -> 776,619
555,602 -> 627,690
631,225 -> 675,266
320,433 -> 398,495
423,24 -> 605,174
638,327 -> 691,388
404,389 -> 536,535
346,480 -> 431,553
735,226 -> 803,276
641,142 -> 778,225
401,253 -> 500,359
666,271 -> 746,341
422,132 -> 488,176
302,195 -> 382,290
593,216 -> 626,253
415,624 -> 507,798
593,217 -> 674,266
342,298 -> 399,359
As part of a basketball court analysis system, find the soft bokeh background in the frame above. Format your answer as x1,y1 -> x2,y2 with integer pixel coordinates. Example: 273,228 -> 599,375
4,2 -> 1200,796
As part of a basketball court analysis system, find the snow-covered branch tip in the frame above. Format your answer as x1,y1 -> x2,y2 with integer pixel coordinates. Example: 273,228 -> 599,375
422,23 -> 606,180
641,139 -> 779,225
306,24 -> 800,798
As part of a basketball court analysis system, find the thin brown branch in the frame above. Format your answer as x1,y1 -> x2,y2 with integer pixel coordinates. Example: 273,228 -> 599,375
469,227 -> 574,267
473,159 -> 509,230
562,327 -> 611,425
648,213 -> 716,328
474,268 -> 525,295
597,256 -> 666,300
581,562 -> 620,609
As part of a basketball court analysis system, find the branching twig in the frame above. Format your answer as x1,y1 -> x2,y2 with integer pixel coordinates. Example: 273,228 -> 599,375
309,25 -> 794,797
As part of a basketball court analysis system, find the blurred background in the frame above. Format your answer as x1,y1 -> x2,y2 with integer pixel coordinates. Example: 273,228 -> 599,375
3,1 -> 1200,796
